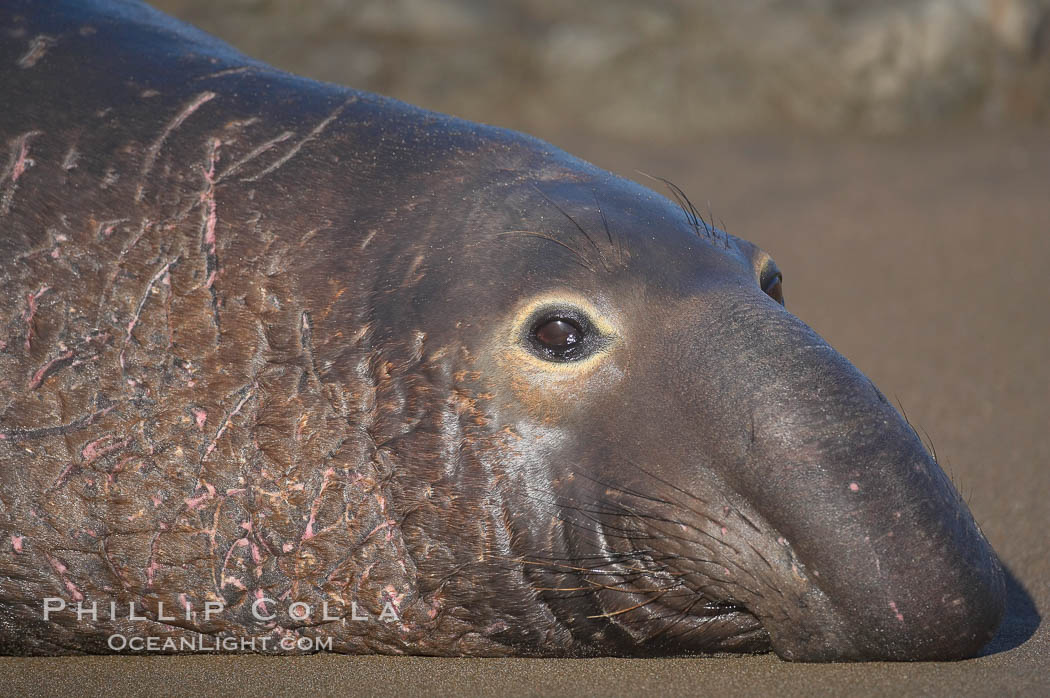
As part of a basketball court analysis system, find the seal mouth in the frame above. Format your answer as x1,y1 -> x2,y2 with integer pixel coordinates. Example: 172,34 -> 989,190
633,596 -> 771,655
583,530 -> 774,654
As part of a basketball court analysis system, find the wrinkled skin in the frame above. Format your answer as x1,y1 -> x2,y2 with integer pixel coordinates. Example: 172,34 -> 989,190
0,0 -> 1004,660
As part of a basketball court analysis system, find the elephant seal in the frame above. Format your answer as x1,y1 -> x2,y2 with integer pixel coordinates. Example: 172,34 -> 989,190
0,0 -> 1004,660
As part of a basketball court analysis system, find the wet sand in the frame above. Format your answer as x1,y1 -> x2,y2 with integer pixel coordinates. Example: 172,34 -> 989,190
1,129 -> 1046,695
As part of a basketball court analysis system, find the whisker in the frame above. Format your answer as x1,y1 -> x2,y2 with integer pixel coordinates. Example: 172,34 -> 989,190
637,171 -> 700,235
498,230 -> 597,273
586,591 -> 668,619
636,171 -> 719,243
498,556 -> 678,586
572,470 -> 681,509
919,425 -> 939,464
717,215 -> 731,249
591,191 -> 625,268
532,184 -> 610,272
624,457 -> 710,507
643,595 -> 707,643
592,191 -> 615,251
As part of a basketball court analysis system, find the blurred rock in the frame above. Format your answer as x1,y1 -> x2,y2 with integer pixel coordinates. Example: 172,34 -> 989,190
153,0 -> 1050,141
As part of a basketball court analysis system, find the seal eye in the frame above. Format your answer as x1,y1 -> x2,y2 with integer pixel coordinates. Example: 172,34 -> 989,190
762,271 -> 784,305
532,317 -> 584,359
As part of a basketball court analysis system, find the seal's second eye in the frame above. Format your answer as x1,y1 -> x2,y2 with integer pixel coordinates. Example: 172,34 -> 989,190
762,271 -> 784,305
532,318 -> 584,359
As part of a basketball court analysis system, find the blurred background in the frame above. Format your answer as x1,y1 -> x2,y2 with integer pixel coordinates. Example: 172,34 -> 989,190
141,2 -> 1048,690
154,0 -> 1050,141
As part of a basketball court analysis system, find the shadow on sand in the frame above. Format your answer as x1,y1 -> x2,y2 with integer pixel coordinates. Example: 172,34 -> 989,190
981,564 -> 1040,655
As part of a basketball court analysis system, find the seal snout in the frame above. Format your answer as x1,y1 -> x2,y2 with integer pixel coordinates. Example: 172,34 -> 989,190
776,559 -> 1004,661
759,506 -> 1006,662
738,365 -> 1007,660
680,297 -> 1007,661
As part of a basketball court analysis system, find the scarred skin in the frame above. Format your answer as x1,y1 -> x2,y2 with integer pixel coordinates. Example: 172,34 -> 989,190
0,0 -> 1004,659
